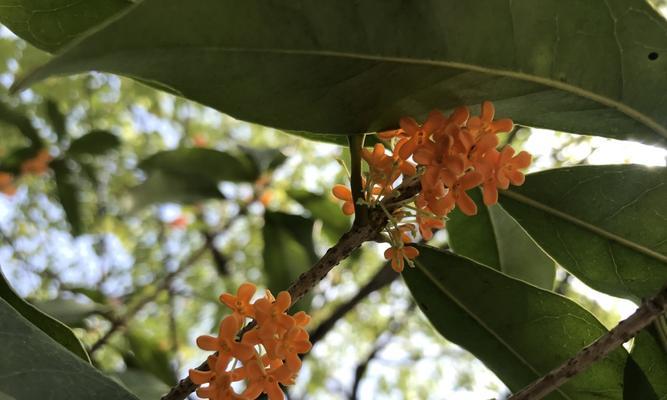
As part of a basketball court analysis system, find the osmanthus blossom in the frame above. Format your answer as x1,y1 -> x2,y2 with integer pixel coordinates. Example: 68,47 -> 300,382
334,101 -> 532,273
189,284 -> 311,400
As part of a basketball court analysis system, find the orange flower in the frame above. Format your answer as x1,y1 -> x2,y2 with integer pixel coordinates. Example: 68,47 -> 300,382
332,184 -> 355,215
20,148 -> 51,175
466,101 -> 513,137
384,245 -> 419,273
196,315 -> 255,362
362,143 -> 399,189
476,149 -> 502,206
220,282 -> 256,318
0,172 -> 17,196
241,358 -> 292,400
441,170 -> 484,216
397,110 -> 446,160
168,215 -> 188,229
495,147 -> 532,189
416,213 -> 445,241
253,290 -> 294,332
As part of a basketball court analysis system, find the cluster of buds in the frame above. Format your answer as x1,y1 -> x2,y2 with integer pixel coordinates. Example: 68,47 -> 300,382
333,101 -> 532,273
189,283 -> 311,400
0,148 -> 52,196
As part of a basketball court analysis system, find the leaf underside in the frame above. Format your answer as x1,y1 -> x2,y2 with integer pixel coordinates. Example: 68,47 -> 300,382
11,0 -> 667,146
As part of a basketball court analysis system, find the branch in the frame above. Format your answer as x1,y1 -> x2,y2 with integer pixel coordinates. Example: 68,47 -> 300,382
348,134 -> 368,225
508,285 -> 667,400
308,263 -> 398,347
88,243 -> 209,355
349,302 -> 415,400
161,177 -> 422,400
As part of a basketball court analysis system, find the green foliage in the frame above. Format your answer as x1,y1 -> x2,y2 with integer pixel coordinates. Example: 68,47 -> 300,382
1,3 -> 666,399
262,211 -> 317,310
628,328 -> 667,398
499,165 -> 667,301
0,271 -> 89,361
114,369 -> 171,400
0,297 -> 138,400
125,329 -> 176,386
33,298 -> 107,328
51,158 -> 84,236
403,246 -> 627,399
288,189 -> 351,241
68,130 -> 120,157
0,0 -> 133,52
447,189 -> 556,289
13,0 -> 667,146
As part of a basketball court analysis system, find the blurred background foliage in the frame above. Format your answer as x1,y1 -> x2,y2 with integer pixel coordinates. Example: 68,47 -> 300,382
0,3 -> 665,396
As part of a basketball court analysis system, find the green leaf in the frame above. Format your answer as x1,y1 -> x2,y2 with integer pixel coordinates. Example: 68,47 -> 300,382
129,170 -> 223,210
51,159 -> 84,236
14,0 -> 667,146
498,165 -> 667,301
284,131 -> 381,147
139,148 -> 258,183
0,0 -> 133,53
68,130 -> 120,156
125,329 -> 176,386
288,189 -> 350,242
626,327 -> 667,399
45,99 -> 67,142
0,297 -> 139,400
114,369 -> 171,400
402,246 -> 627,399
238,146 -> 287,176
262,211 -> 317,310
33,298 -> 107,328
447,189 -> 556,289
0,270 -> 89,361
0,99 -> 42,146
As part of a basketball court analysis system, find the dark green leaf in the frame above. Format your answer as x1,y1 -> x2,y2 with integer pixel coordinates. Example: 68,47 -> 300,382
498,165 -> 667,301
125,329 -> 176,386
51,159 -> 84,236
238,146 -> 287,176
0,0 -> 133,52
139,148 -> 258,183
284,131 -> 381,147
0,297 -> 138,400
448,189 -> 556,289
623,355 -> 659,400
0,270 -> 89,361
626,326 -> 667,398
288,189 -> 350,241
0,146 -> 40,173
262,211 -> 317,310
403,246 -> 627,399
45,99 -> 67,142
0,100 -> 41,145
33,298 -> 107,328
15,0 -> 667,146
66,286 -> 108,304
114,369 -> 171,400
68,130 -> 120,156
129,170 -> 224,210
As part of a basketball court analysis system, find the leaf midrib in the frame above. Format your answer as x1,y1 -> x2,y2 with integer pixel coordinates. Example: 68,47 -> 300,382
413,257 -> 572,400
29,46 -> 667,140
500,189 -> 667,264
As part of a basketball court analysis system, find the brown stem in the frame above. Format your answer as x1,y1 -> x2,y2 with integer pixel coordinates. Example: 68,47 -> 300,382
160,178 -> 422,400
509,285 -> 667,400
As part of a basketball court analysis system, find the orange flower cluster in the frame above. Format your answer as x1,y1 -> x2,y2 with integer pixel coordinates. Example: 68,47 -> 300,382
190,283 -> 311,400
0,148 -> 52,196
333,101 -> 531,273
